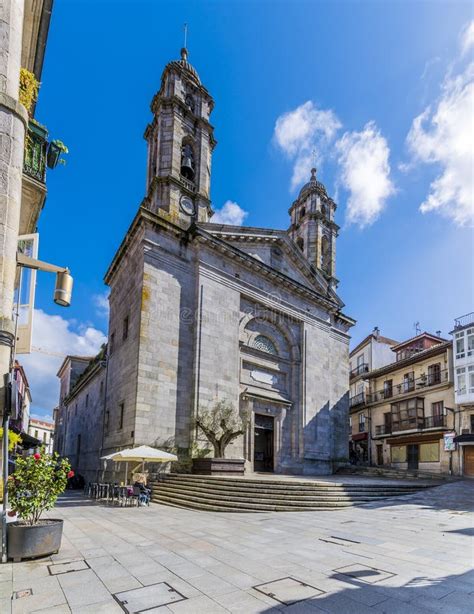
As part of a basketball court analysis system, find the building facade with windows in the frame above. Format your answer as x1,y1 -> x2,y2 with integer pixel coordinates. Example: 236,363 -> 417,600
452,313 -> 474,477
54,351 -> 106,482
28,417 -> 54,454
349,329 -> 398,464
364,334 -> 455,474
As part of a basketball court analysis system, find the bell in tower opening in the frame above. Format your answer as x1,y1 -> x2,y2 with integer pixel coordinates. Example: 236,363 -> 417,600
181,142 -> 195,181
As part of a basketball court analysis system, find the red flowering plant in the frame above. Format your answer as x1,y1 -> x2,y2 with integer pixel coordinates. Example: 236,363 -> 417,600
7,449 -> 71,526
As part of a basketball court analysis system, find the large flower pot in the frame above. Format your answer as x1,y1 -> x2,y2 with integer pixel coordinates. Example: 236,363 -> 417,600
192,458 -> 245,476
7,519 -> 63,562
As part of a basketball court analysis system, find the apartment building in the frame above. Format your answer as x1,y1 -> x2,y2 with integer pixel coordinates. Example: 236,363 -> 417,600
349,328 -> 398,464
365,333 -> 455,474
452,313 -> 474,477
28,417 -> 54,454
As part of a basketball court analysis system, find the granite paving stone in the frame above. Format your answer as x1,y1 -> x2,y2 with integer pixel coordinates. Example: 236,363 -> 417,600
0,480 -> 471,613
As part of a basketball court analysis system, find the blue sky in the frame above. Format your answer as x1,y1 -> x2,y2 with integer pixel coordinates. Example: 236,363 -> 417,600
23,0 -> 473,418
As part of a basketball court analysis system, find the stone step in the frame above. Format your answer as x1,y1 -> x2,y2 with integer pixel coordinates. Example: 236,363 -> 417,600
152,486 -> 387,506
152,494 -> 338,513
158,474 -> 429,491
156,475 -> 426,494
338,466 -> 451,481
148,473 -> 432,512
150,482 -> 421,500
151,491 -> 360,512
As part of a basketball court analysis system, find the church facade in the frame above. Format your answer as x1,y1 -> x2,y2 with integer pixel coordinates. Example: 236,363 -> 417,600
100,48 -> 354,475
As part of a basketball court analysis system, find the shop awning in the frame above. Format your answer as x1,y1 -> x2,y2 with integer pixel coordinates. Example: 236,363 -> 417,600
19,432 -> 42,449
453,434 -> 474,443
352,432 -> 368,442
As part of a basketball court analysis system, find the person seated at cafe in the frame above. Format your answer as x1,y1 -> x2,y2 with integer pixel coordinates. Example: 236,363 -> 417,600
133,479 -> 151,506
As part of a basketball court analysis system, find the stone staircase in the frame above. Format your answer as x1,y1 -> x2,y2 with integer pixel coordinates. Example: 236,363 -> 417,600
338,465 -> 456,481
149,474 -> 435,512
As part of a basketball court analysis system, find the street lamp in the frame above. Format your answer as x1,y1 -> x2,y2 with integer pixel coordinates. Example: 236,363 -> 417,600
1,254 -> 73,563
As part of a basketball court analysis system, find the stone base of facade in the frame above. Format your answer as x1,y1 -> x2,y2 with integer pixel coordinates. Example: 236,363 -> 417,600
192,458 -> 246,475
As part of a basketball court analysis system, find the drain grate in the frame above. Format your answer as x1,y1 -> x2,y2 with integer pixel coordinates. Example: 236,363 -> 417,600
334,564 -> 396,584
113,582 -> 186,613
253,577 -> 324,605
48,560 -> 90,575
14,589 -> 32,599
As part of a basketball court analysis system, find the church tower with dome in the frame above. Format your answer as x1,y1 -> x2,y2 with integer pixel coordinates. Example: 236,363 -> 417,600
144,48 -> 216,224
87,47 -> 355,478
288,167 -> 338,286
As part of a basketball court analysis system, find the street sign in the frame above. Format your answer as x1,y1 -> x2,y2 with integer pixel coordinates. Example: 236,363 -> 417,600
444,432 -> 456,452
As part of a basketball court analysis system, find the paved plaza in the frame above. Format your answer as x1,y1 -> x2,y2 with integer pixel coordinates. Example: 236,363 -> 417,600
0,480 -> 473,613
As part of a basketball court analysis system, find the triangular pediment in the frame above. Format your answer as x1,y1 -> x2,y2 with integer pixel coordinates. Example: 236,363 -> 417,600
197,223 -> 343,307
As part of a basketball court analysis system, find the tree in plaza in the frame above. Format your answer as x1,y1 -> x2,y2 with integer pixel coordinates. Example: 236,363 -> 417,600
194,400 -> 250,458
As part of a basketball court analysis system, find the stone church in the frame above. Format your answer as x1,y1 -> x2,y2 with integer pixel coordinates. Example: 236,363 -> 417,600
60,48 -> 355,477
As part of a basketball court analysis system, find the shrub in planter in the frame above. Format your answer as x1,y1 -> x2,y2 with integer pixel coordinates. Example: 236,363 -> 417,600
7,450 -> 72,561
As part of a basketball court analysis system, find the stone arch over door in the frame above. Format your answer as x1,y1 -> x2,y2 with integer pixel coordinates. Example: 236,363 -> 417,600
239,309 -> 301,363
239,309 -> 301,472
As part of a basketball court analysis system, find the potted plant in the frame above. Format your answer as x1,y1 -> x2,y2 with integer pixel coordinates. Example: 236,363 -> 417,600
7,450 -> 72,562
19,68 -> 39,115
47,139 -> 69,169
192,400 -> 249,475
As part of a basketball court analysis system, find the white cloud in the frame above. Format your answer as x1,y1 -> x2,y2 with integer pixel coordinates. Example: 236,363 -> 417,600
20,309 -> 106,415
460,20 -> 474,56
336,122 -> 395,228
211,200 -> 248,225
406,29 -> 474,226
273,101 -> 341,190
93,291 -> 110,319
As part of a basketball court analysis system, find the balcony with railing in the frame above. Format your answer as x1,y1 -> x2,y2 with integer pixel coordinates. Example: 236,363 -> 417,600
366,368 -> 449,404
375,414 -> 447,437
454,312 -> 474,329
350,363 -> 369,379
23,121 -> 48,184
349,392 -> 365,408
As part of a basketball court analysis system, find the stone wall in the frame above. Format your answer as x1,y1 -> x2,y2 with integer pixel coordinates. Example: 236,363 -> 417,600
62,364 -> 105,483
103,228 -> 144,454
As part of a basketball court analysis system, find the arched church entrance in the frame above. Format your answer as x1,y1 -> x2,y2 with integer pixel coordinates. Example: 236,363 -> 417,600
239,309 -> 300,473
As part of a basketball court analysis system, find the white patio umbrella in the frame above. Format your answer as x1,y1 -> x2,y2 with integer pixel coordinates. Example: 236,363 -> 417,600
101,446 -> 178,483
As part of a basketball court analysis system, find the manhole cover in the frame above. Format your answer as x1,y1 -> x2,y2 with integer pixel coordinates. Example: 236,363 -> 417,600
253,577 -> 324,605
113,583 -> 186,613
48,560 -> 89,575
14,589 -> 32,599
334,564 -> 396,584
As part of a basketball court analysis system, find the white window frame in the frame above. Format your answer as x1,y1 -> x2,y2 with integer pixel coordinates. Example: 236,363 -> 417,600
468,365 -> 474,394
467,328 -> 474,357
456,367 -> 466,395
455,332 -> 465,359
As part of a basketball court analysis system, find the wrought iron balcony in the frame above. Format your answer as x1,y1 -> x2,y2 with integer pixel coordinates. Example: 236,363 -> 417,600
349,392 -> 365,408
454,312 -> 474,329
375,414 -> 447,436
350,363 -> 369,379
366,368 -> 449,404
23,121 -> 48,183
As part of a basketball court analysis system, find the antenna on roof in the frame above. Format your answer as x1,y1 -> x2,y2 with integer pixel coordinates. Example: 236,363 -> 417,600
183,23 -> 188,49
414,321 -> 421,335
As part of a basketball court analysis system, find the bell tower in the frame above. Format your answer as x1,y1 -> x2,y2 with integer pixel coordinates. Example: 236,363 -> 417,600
288,168 -> 339,286
144,47 -> 216,223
